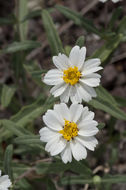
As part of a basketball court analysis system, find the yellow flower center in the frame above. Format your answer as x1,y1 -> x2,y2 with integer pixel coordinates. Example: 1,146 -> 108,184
63,66 -> 81,85
59,120 -> 78,141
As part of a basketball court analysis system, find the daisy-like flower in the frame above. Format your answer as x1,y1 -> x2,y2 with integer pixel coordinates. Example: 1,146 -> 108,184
0,170 -> 12,190
43,46 -> 102,103
39,103 -> 99,164
99,0 -> 120,3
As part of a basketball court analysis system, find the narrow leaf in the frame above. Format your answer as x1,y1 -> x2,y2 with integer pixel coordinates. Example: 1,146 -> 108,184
1,85 -> 16,108
75,36 -> 85,47
88,97 -> 126,120
92,34 -> 123,64
1,119 -> 31,136
56,5 -> 101,36
3,145 -> 13,180
1,41 -> 41,54
108,7 -> 122,31
11,96 -> 55,127
42,9 -> 64,55
19,0 -> 28,41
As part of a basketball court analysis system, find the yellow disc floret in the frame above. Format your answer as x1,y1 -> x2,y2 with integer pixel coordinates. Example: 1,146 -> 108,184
63,66 -> 81,85
59,120 -> 78,141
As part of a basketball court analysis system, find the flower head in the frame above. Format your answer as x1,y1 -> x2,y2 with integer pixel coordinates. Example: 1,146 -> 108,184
0,170 -> 12,190
39,103 -> 99,163
43,46 -> 102,103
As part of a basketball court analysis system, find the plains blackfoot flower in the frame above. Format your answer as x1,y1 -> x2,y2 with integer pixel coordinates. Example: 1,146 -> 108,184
0,170 -> 12,190
43,46 -> 102,103
99,0 -> 120,3
39,103 -> 99,163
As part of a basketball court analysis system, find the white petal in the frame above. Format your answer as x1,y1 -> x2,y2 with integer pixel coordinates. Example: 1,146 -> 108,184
81,84 -> 97,98
43,69 -> 63,85
76,136 -> 98,151
83,111 -> 94,121
39,127 -> 60,142
70,103 -> 83,122
77,106 -> 89,124
69,46 -> 86,70
82,73 -> 101,79
61,142 -> 72,164
77,108 -> 94,124
43,110 -> 62,131
78,120 -> 98,129
74,83 -> 92,103
45,137 -> 66,156
70,86 -> 80,103
53,53 -> 69,70
83,58 -> 101,69
82,66 -> 103,76
77,106 -> 96,126
78,127 -> 98,136
60,85 -> 71,103
50,82 -> 68,97
78,121 -> 99,136
80,77 -> 100,87
0,175 -> 11,189
54,103 -> 70,121
70,140 -> 87,161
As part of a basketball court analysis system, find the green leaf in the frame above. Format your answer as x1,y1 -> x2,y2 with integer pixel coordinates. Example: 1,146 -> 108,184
60,175 -> 126,185
92,34 -> 123,64
96,86 -> 117,106
1,85 -> 16,108
75,36 -> 85,47
114,96 -> 126,107
36,160 -> 92,176
42,9 -> 64,55
108,7 -> 122,31
13,135 -> 45,151
60,175 -> 93,185
88,97 -> 126,120
64,45 -> 72,56
19,0 -> 28,41
97,123 -> 105,130
101,175 -> 126,184
117,16 -> 126,42
69,160 -> 92,176
3,145 -> 13,181
0,16 -> 16,25
36,161 -> 70,175
14,135 -> 42,145
1,119 -> 31,136
24,62 -> 47,86
1,41 -> 41,54
16,178 -> 34,190
87,86 -> 126,120
46,178 -> 57,190
11,96 -> 55,127
22,8 -> 54,22
56,5 -> 101,36
22,10 -> 42,21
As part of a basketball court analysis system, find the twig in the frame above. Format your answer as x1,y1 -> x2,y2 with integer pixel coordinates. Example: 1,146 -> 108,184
14,157 -> 52,185
14,167 -> 36,184
26,0 -> 99,61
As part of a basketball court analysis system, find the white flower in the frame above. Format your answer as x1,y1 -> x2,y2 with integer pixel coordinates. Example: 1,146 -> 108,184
99,0 -> 120,3
0,170 -> 12,190
39,103 -> 99,164
43,46 -> 102,103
